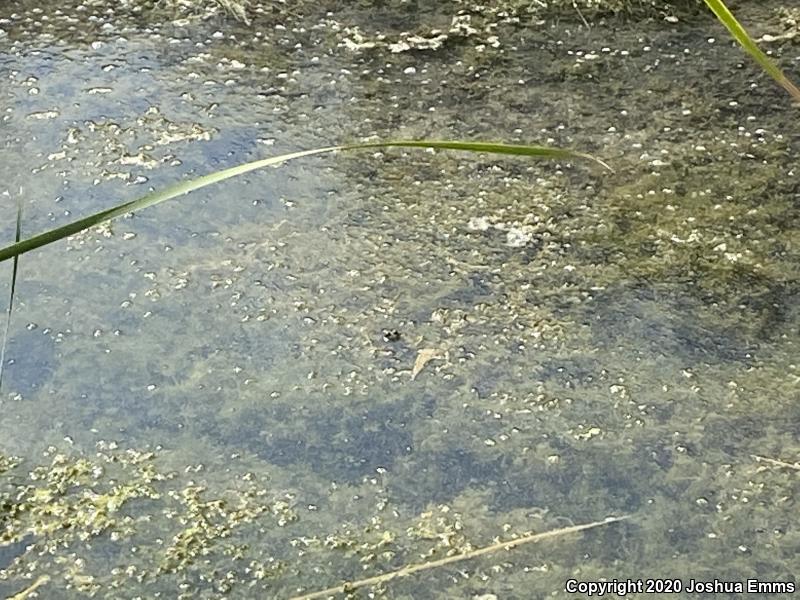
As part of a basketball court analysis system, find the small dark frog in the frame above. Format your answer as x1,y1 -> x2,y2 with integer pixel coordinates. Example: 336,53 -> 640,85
382,329 -> 402,343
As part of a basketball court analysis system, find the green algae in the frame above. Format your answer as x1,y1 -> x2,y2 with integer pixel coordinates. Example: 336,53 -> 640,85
1,443 -> 797,598
0,445 -> 295,598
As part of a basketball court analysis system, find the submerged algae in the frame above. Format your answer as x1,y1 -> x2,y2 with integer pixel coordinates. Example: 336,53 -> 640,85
1,443 -> 797,598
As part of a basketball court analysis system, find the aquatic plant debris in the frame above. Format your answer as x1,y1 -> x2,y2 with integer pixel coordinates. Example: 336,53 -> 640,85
0,445 -> 297,597
411,348 -> 445,380
340,14 -> 497,54
0,444 -> 628,598
290,516 -> 630,600
751,454 -> 800,471
6,575 -> 50,600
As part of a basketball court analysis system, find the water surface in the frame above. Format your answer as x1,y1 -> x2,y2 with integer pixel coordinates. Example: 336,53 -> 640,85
1,0 -> 798,597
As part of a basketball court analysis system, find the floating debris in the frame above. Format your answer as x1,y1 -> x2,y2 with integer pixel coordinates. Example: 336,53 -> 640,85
411,348 -> 444,380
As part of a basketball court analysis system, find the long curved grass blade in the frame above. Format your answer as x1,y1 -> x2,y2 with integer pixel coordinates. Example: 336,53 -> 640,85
703,0 -> 800,102
0,141 -> 610,263
0,194 -> 23,392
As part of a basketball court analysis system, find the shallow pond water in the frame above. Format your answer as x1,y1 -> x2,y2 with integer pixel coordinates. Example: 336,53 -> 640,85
1,0 -> 799,597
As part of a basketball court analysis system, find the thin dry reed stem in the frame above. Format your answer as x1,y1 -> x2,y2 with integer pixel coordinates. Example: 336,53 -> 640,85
290,515 -> 630,600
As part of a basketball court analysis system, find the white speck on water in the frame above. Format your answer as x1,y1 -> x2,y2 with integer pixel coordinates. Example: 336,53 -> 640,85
505,226 -> 534,247
467,216 -> 492,231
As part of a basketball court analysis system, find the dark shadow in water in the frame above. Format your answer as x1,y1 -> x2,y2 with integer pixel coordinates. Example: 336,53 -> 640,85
0,533 -> 31,573
206,392 -> 440,483
396,446 -> 507,507
4,330 -> 56,394
584,283 -> 760,363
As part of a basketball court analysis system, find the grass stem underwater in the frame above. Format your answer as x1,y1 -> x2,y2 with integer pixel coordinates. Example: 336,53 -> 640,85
290,516 -> 630,600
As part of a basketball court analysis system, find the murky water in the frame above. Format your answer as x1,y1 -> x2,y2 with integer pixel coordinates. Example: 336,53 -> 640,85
1,0 -> 799,597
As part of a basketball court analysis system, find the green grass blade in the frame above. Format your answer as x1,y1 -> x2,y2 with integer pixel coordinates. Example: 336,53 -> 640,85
353,140 -> 613,171
0,140 -> 610,263
0,146 -> 338,263
703,0 -> 800,102
0,195 -> 23,392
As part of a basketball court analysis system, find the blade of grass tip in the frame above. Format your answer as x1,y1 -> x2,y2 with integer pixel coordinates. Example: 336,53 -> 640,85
0,193 -> 23,392
352,140 -> 614,172
703,0 -> 800,103
0,141 -> 609,263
